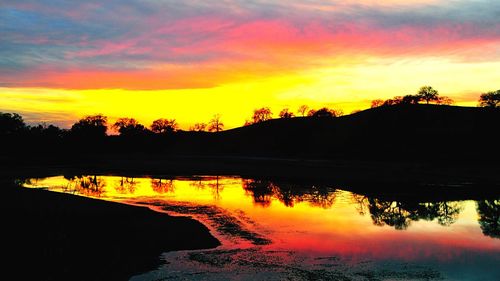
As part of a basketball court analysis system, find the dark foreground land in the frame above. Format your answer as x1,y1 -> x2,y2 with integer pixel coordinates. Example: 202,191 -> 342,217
1,180 -> 220,281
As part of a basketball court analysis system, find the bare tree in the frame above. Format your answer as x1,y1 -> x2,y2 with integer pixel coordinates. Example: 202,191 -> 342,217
252,107 -> 273,123
279,108 -> 294,118
370,99 -> 384,108
297,105 -> 309,116
401,94 -> 421,104
208,114 -> 224,132
189,122 -> 207,131
436,96 -> 454,105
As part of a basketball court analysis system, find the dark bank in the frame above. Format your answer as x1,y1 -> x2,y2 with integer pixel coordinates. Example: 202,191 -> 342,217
1,179 -> 220,281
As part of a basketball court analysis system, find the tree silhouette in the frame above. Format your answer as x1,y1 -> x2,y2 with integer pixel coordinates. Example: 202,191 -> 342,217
382,96 -> 404,106
189,123 -> 207,132
313,107 -> 334,117
113,118 -> 146,136
252,107 -> 273,123
307,109 -> 317,116
151,118 -> 178,134
436,96 -> 454,105
279,108 -> 294,118
371,99 -> 384,108
297,105 -> 309,116
0,112 -> 26,135
402,94 -> 421,104
243,119 -> 254,126
416,86 -> 439,104
476,199 -> 500,239
378,89 -> 452,107
478,90 -> 500,108
29,123 -> 64,138
208,114 -> 224,132
309,107 -> 342,118
70,114 -> 108,138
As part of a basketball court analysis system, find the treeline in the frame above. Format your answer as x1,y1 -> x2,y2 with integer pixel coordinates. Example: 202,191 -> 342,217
370,86 -> 500,108
2,86 -> 499,140
0,106 -> 345,139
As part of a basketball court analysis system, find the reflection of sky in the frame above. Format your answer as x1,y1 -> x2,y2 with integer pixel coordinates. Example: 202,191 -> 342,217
2,1 -> 500,128
23,175 -> 500,274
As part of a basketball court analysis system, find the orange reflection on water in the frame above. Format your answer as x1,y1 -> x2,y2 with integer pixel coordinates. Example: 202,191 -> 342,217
23,175 -> 500,265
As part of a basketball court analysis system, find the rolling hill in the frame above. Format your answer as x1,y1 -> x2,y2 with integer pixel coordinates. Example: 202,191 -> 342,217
172,104 -> 500,161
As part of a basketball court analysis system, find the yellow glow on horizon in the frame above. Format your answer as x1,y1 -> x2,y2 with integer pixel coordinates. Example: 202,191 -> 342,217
1,58 -> 498,129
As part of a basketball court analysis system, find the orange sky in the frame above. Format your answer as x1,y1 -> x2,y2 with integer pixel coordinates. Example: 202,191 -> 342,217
1,0 -> 499,129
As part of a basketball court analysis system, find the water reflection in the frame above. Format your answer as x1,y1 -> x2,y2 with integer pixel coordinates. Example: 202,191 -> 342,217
22,175 -> 500,238
115,177 -> 138,194
22,176 -> 499,248
63,175 -> 106,197
477,199 -> 500,239
352,196 -> 463,230
22,175 -> 500,280
242,179 -> 337,208
240,180 -> 468,231
151,178 -> 175,194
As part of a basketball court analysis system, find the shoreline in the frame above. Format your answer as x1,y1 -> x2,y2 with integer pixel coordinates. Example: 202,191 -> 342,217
2,180 -> 220,281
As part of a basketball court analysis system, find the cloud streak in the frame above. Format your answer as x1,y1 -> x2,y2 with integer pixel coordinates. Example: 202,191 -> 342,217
1,0 -> 499,90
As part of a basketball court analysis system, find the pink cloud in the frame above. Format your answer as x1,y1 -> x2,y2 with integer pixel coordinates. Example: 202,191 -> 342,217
4,2 -> 500,90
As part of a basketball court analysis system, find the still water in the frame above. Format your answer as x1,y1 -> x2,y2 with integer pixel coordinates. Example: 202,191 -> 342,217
24,175 -> 500,281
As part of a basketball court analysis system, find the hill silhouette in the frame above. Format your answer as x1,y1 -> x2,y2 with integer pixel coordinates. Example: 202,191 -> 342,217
170,104 -> 500,161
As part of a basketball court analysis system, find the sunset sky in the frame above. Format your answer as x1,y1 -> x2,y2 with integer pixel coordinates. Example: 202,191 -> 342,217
1,0 -> 499,129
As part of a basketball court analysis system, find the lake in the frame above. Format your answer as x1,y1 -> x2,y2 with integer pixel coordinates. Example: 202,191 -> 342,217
23,175 -> 500,281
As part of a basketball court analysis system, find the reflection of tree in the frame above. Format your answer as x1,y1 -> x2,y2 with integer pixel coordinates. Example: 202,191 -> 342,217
274,187 -> 297,207
353,195 -> 463,230
367,199 -> 416,230
189,179 -> 206,190
242,180 -> 274,207
114,177 -> 137,194
207,176 -> 224,200
187,176 -> 226,200
419,202 -> 462,226
151,178 -> 175,194
351,194 -> 370,215
303,186 -> 336,209
476,199 -> 500,239
242,180 -> 337,208
70,175 -> 106,197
